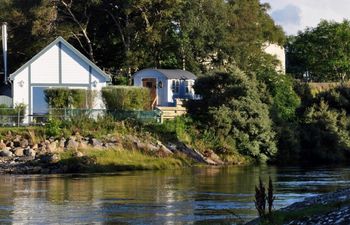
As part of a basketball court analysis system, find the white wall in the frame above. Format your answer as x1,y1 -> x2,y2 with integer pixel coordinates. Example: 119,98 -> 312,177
91,68 -> 107,109
11,39 -> 109,123
13,68 -> 29,123
264,43 -> 286,74
61,44 -> 90,84
133,70 -> 168,106
31,44 -> 60,83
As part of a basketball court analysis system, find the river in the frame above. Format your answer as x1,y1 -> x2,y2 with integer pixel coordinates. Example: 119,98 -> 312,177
0,166 -> 349,224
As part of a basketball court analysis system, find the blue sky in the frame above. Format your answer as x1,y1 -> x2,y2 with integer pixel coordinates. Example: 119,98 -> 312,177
261,0 -> 350,35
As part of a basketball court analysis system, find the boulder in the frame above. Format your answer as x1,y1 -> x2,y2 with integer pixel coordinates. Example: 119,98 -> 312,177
20,139 -> 29,148
47,141 -> 61,153
0,140 -> 6,150
156,145 -> 174,157
13,135 -> 22,147
40,154 -> 60,164
0,150 -> 13,157
66,138 -> 79,151
90,138 -> 103,148
78,141 -> 88,149
204,150 -> 224,165
59,138 -> 66,149
145,143 -> 159,152
14,148 -> 24,157
74,151 -> 84,157
32,144 -> 38,150
7,141 -> 14,148
24,148 -> 36,157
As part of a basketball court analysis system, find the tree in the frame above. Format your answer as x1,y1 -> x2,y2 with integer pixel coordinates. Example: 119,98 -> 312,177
190,67 -> 277,161
299,101 -> 350,163
0,0 -> 59,73
287,20 -> 350,82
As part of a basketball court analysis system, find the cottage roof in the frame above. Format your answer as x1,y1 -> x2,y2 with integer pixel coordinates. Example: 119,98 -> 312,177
9,36 -> 111,81
139,69 -> 197,80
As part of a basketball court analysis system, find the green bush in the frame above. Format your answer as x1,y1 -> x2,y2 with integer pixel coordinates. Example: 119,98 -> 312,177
0,103 -> 26,124
44,88 -> 90,109
299,101 -> 350,163
102,86 -> 150,110
45,118 -> 62,137
191,67 -> 277,161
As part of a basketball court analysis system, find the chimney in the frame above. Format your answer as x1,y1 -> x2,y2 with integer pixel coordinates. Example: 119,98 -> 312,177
2,22 -> 7,84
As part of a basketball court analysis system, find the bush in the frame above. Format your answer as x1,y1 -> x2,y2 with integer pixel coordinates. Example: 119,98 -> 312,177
0,103 -> 26,124
102,86 -> 150,110
190,67 -> 277,161
45,118 -> 62,137
44,88 -> 91,109
299,101 -> 350,163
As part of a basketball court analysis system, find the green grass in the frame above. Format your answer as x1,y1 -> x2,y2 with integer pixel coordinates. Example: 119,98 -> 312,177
59,148 -> 191,173
261,200 -> 348,225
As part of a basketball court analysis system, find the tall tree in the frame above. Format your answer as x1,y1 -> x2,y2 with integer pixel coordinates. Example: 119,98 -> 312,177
287,20 -> 350,82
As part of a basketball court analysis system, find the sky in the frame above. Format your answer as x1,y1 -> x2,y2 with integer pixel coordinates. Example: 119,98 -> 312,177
261,0 -> 350,35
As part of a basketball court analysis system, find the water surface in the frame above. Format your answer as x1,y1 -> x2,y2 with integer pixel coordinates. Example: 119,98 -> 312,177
0,166 -> 349,224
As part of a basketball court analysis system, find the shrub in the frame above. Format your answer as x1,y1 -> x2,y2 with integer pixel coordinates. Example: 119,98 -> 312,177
191,67 -> 277,161
45,118 -> 62,137
0,103 -> 26,124
299,101 -> 350,163
102,86 -> 150,110
44,88 -> 92,109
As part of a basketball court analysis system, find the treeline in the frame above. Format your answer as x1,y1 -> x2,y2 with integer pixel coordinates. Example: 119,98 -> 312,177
0,0 -> 284,83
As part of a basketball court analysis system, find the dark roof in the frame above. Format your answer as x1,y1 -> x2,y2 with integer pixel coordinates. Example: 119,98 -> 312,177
140,69 -> 197,80
9,37 -> 111,81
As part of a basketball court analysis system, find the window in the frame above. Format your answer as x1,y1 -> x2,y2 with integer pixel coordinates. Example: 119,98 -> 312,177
185,80 -> 193,94
172,80 -> 180,93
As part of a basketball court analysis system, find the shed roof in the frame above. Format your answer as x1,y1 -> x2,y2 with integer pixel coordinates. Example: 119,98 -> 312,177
137,69 -> 197,80
9,36 -> 111,81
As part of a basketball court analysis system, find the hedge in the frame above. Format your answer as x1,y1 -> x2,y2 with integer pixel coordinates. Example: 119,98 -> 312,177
101,86 -> 150,110
44,88 -> 90,109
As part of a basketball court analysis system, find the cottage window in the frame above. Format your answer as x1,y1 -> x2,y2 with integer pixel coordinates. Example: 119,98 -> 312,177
172,80 -> 180,93
185,80 -> 193,94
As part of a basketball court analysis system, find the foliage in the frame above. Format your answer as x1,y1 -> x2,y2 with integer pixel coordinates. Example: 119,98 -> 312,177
44,88 -> 90,109
287,20 -> 350,82
0,0 -> 284,82
189,67 -> 277,161
257,70 -> 301,122
45,118 -> 62,137
255,177 -> 266,217
0,103 -> 26,124
102,86 -> 150,111
61,114 -> 116,137
299,101 -> 350,163
315,84 -> 350,114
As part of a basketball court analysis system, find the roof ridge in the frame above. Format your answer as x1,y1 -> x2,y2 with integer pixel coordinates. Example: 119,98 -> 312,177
9,36 -> 110,81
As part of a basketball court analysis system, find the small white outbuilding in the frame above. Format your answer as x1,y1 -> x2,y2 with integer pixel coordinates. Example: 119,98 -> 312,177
9,37 -> 110,123
133,69 -> 197,108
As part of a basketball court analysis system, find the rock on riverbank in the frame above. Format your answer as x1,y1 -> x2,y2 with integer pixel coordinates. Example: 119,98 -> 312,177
0,132 -> 224,174
247,188 -> 350,225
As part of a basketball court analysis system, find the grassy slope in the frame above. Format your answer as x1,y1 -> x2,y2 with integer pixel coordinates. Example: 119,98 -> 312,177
59,149 -> 192,172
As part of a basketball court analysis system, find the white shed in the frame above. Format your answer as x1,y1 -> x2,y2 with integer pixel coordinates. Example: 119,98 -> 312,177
9,37 -> 110,123
133,69 -> 197,107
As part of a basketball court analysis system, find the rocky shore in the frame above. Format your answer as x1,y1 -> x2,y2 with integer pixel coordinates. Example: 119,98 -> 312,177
247,188 -> 350,225
0,131 -> 224,174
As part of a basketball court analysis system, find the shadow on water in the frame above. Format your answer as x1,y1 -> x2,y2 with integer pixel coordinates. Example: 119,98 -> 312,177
0,165 -> 348,224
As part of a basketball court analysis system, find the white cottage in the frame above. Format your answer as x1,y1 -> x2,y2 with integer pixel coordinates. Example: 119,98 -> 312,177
9,37 -> 110,123
133,69 -> 197,107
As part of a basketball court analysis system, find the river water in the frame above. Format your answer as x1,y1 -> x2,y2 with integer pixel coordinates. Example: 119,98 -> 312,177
0,166 -> 349,224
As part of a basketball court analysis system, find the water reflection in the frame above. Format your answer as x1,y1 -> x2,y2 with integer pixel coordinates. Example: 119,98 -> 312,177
0,166 -> 348,224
